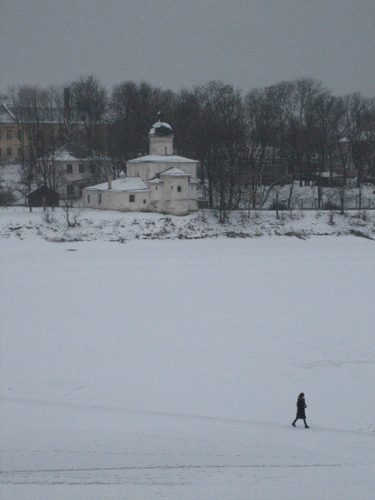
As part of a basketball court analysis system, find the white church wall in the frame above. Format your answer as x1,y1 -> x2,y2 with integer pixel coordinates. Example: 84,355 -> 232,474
176,162 -> 197,179
149,184 -> 163,201
188,184 -> 198,212
159,176 -> 193,216
126,162 -> 160,181
84,190 -> 150,212
149,136 -> 173,155
127,160 -> 197,182
163,199 -> 190,216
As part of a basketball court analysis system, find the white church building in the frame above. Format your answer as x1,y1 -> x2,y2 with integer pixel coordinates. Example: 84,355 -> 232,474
83,122 -> 199,216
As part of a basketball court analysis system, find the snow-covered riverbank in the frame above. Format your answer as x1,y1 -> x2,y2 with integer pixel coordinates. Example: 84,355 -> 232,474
1,206 -> 375,242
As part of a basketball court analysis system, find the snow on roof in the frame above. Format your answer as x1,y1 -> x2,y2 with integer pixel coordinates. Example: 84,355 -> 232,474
85,176 -> 150,192
54,150 -> 84,162
148,177 -> 164,184
149,121 -> 173,136
0,103 -> 16,123
159,167 -> 190,177
42,147 -> 88,162
148,167 -> 200,184
26,184 -> 45,196
127,154 -> 198,164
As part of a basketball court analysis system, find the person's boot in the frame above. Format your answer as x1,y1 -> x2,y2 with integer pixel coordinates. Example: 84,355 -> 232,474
304,419 -> 309,428
292,420 -> 296,427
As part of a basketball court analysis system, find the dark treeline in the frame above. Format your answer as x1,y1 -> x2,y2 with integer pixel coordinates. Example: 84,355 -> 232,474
5,76 -> 375,220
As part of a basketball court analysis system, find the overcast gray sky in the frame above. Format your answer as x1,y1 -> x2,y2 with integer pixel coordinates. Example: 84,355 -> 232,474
1,0 -> 374,96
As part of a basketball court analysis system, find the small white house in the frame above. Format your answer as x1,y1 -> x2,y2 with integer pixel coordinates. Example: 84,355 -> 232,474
40,147 -> 93,199
83,121 -> 199,216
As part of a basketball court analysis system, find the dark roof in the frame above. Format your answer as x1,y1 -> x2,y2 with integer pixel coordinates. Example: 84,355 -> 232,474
26,185 -> 60,197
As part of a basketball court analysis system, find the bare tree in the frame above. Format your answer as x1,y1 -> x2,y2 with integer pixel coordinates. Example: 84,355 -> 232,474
109,81 -> 175,164
244,87 -> 279,209
8,85 -> 66,199
244,78 -> 338,210
192,81 -> 247,221
70,75 -> 108,159
330,178 -> 356,214
62,199 -> 83,227
340,93 -> 374,206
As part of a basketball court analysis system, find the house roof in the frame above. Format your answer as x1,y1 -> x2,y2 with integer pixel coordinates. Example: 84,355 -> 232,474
26,184 -> 60,196
0,103 -> 84,124
0,103 -> 16,123
147,177 -> 164,184
52,149 -> 84,162
43,146 -> 106,162
127,154 -> 198,164
85,176 -> 150,192
37,146 -> 87,163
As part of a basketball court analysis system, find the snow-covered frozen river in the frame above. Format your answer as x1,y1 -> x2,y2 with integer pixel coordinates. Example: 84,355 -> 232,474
1,236 -> 374,499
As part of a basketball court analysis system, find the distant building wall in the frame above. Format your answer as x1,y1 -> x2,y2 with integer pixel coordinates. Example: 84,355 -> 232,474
56,159 -> 93,199
0,123 -> 22,162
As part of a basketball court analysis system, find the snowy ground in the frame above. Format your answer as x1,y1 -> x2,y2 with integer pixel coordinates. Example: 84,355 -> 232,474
1,222 -> 375,499
1,206 -> 375,242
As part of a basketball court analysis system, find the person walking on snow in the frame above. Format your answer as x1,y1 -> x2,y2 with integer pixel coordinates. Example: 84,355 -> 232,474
292,393 -> 309,428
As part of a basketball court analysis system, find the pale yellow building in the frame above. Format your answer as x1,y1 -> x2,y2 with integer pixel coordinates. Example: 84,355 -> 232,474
0,103 -> 23,162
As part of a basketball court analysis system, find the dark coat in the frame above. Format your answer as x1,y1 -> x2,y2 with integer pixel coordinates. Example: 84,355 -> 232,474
296,396 -> 307,419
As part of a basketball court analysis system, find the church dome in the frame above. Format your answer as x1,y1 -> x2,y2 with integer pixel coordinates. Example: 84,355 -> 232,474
149,121 -> 173,137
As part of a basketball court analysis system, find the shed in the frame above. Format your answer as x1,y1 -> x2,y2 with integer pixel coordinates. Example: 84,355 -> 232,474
26,185 -> 60,207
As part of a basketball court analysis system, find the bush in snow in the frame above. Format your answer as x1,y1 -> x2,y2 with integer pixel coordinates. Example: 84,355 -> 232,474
0,184 -> 16,206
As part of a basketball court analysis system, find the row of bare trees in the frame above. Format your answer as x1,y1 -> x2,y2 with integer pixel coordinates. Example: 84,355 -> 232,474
5,76 -> 110,196
3,76 -> 375,219
174,79 -> 374,220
